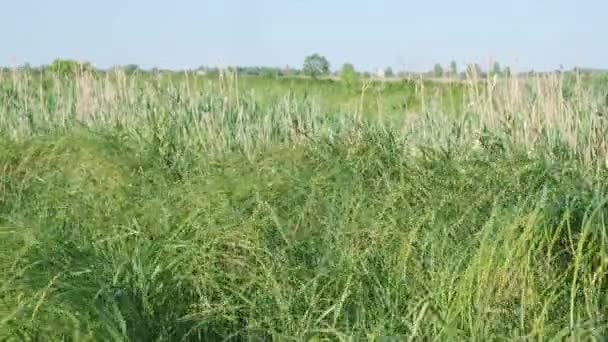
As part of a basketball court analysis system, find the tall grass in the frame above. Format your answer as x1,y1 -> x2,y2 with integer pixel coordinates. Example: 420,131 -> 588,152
1,68 -> 608,340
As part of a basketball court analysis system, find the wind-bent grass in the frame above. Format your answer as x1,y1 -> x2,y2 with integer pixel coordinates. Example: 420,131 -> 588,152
1,68 -> 608,340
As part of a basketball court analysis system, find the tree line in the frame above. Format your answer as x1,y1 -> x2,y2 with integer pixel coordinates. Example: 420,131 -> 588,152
5,56 -> 602,81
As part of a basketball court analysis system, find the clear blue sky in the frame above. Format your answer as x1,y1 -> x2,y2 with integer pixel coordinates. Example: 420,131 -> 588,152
2,0 -> 606,72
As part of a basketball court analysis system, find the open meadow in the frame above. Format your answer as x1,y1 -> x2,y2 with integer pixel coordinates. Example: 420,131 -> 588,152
2,68 -> 608,340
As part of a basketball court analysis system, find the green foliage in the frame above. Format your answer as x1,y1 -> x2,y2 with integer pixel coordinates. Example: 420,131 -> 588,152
47,59 -> 94,77
231,66 -> 283,78
3,126 -> 608,340
122,64 -> 140,75
260,67 -> 280,78
1,69 -> 607,340
340,63 -> 360,91
433,63 -> 444,78
450,60 -> 458,76
384,66 -> 394,78
303,53 -> 330,78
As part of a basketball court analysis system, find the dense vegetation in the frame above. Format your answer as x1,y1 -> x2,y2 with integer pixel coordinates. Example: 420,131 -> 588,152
2,67 -> 608,340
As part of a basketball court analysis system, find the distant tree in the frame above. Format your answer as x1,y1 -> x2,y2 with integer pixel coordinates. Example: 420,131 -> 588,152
433,63 -> 444,78
123,64 -> 140,74
450,60 -> 458,76
303,54 -> 330,78
490,61 -> 502,77
340,63 -> 359,89
503,66 -> 511,77
384,67 -> 394,78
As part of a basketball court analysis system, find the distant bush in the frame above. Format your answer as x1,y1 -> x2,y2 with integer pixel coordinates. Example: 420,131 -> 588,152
122,64 -> 141,75
235,66 -> 282,78
47,59 -> 94,77
340,63 -> 360,91
384,67 -> 394,78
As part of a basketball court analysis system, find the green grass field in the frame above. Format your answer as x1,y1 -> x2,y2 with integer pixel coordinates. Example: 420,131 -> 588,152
2,68 -> 608,340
